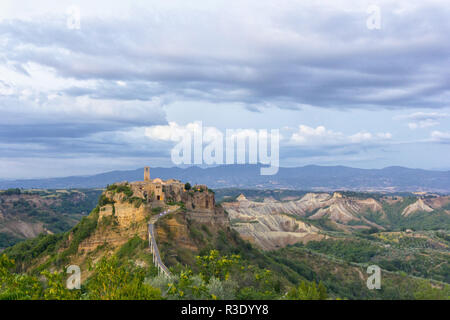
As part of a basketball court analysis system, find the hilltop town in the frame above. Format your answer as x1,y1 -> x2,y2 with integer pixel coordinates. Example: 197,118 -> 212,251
99,166 -> 228,226
3,167 -> 231,280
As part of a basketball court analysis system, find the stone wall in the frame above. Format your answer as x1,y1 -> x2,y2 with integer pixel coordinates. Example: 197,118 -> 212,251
182,190 -> 215,211
186,205 -> 228,226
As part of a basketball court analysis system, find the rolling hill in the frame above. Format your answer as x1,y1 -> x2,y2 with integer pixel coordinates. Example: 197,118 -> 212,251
1,165 -> 450,192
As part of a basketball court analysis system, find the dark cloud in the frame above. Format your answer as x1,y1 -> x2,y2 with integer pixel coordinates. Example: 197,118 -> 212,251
1,1 -> 450,177
1,3 -> 449,110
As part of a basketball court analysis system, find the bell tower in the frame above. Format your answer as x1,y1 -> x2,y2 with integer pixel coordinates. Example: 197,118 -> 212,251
144,166 -> 150,181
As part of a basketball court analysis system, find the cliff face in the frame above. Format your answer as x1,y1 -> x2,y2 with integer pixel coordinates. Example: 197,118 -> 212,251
154,208 -> 232,268
74,199 -> 150,279
79,203 -> 149,253
99,190 -> 149,227
182,190 -> 215,211
3,181 -> 224,275
402,198 -> 434,217
166,184 -> 226,225
221,192 -> 395,250
186,205 -> 228,226
223,192 -> 385,225
72,182 -> 227,272
223,196 -> 324,250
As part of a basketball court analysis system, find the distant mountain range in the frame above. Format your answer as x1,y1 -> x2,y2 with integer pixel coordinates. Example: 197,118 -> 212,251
1,165 -> 450,193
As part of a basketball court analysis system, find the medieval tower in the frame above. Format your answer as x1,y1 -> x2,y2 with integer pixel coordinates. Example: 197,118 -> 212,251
144,166 -> 150,181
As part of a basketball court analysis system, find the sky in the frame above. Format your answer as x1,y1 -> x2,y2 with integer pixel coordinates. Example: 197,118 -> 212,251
0,0 -> 449,179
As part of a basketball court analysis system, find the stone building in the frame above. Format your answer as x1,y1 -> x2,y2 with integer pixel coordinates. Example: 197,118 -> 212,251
126,167 -> 218,215
130,167 -> 185,204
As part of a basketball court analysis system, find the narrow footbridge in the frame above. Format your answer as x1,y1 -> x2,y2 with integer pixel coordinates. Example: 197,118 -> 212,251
148,209 -> 172,277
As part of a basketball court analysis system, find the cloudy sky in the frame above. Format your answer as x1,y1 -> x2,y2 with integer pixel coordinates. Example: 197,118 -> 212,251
0,0 -> 449,178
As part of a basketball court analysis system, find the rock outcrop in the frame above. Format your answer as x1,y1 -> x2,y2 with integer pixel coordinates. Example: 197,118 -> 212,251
223,197 -> 324,250
222,192 -> 391,249
227,192 -> 384,224
79,180 -> 226,255
98,202 -> 148,228
182,188 -> 215,211
402,198 -> 434,217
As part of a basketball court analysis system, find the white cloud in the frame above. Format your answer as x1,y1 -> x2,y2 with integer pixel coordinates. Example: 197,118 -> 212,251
396,112 -> 448,129
289,125 -> 392,147
144,122 -> 223,143
400,112 -> 448,121
430,130 -> 450,143
291,125 -> 339,145
0,92 -> 165,126
408,119 -> 440,129
377,132 -> 393,139
349,132 -> 373,143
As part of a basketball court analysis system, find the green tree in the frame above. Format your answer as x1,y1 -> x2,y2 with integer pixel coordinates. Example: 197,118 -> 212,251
86,256 -> 162,300
196,250 -> 240,282
166,269 -> 209,299
235,266 -> 279,300
0,254 -> 42,300
41,270 -> 80,300
184,182 -> 191,191
286,280 -> 327,300
318,281 -> 328,300
414,281 -> 450,300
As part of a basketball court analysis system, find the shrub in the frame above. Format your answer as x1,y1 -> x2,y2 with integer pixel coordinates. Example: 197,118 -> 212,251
86,256 -> 162,300
63,207 -> 99,256
286,280 -> 327,300
98,194 -> 114,206
116,185 -> 133,198
128,197 -> 144,208
105,184 -> 133,199
116,236 -> 147,260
